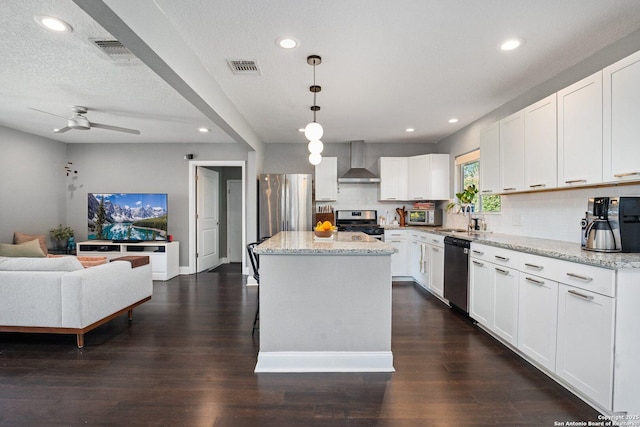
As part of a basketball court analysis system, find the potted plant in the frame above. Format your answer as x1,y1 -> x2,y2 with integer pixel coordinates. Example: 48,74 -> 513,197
50,224 -> 74,250
447,184 -> 479,213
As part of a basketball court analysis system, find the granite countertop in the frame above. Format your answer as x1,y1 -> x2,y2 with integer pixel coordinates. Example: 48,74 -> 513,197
384,225 -> 640,269
254,231 -> 397,255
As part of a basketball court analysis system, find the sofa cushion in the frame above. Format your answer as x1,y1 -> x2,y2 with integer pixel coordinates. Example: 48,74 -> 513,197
0,255 -> 83,271
0,239 -> 46,258
13,232 -> 48,255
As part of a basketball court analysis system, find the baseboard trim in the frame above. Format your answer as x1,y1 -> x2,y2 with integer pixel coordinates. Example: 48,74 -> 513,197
254,351 -> 395,373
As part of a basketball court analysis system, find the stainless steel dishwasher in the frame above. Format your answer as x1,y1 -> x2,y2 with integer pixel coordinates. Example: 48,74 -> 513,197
443,236 -> 471,313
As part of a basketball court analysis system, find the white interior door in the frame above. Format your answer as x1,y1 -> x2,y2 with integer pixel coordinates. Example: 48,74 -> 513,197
197,167 -> 220,272
227,180 -> 242,262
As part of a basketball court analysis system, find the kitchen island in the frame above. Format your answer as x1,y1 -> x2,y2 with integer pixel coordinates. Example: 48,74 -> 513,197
253,231 -> 397,373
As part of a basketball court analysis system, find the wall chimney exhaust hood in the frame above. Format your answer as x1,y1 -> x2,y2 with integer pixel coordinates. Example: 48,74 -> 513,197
338,141 -> 380,183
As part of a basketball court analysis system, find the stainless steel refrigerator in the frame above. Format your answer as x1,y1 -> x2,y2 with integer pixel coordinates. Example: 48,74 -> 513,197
258,174 -> 312,238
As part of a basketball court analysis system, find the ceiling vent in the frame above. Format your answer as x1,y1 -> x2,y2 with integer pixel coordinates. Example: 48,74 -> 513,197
90,38 -> 139,62
227,59 -> 261,75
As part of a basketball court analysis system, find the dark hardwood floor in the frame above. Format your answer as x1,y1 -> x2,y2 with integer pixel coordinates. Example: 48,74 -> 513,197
0,268 -> 600,426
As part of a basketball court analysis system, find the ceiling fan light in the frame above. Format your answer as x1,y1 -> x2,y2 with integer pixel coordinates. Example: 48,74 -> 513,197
308,139 -> 324,154
304,122 -> 323,141
309,152 -> 322,165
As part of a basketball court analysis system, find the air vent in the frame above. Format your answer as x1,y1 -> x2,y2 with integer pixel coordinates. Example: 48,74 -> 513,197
227,59 -> 261,75
90,38 -> 138,61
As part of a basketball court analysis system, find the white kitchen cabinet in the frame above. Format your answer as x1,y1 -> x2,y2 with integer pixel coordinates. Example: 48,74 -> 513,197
385,229 -> 409,277
603,50 -> 640,183
557,71 -> 603,187
379,157 -> 408,201
499,110 -> 525,193
314,157 -> 337,201
427,236 -> 445,298
469,257 -> 493,328
524,94 -> 557,190
556,283 -> 615,410
409,236 -> 429,289
479,121 -> 500,196
407,154 -> 450,200
492,265 -> 519,346
518,273 -> 558,372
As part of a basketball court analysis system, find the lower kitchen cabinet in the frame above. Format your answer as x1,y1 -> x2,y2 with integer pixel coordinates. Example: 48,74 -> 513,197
428,237 -> 445,298
556,283 -> 615,410
409,238 -> 428,288
385,230 -> 409,277
517,273 -> 559,372
469,258 -> 493,327
492,265 -> 519,346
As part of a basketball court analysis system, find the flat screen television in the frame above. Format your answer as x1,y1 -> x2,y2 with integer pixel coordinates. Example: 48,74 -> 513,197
88,193 -> 168,242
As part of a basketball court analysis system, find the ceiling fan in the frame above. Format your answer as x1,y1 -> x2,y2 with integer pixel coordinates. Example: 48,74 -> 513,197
29,105 -> 140,135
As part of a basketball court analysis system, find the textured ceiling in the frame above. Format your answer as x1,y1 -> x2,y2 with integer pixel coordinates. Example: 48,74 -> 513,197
1,0 -> 640,146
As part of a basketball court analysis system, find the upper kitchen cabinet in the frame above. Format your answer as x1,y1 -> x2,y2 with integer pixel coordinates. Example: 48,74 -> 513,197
499,111 -> 525,193
407,154 -> 450,200
479,121 -> 500,195
314,157 -> 338,201
379,157 -> 409,201
603,50 -> 640,183
525,94 -> 557,190
557,71 -> 603,188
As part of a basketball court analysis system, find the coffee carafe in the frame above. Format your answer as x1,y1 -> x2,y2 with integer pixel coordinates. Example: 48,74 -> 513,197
582,197 -> 620,252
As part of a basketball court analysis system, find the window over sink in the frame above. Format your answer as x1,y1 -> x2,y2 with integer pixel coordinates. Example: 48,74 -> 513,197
456,150 -> 501,213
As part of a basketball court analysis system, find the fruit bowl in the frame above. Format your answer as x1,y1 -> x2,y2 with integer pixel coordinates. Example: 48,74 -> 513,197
314,229 -> 334,238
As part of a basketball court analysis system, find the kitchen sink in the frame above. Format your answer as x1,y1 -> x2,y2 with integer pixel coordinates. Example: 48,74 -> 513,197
439,228 -> 468,233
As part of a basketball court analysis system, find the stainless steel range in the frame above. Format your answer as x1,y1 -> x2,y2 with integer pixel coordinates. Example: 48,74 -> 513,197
335,210 -> 384,239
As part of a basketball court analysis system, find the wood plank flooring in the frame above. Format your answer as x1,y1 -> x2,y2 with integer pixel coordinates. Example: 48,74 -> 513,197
0,268 -> 601,426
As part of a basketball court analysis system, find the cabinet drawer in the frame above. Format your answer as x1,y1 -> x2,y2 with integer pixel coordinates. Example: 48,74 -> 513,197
411,231 -> 444,247
520,253 -> 615,297
469,243 -> 520,267
384,230 -> 407,241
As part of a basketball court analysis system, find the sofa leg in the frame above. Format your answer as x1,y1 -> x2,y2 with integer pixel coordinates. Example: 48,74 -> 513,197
128,309 -> 133,321
76,334 -> 84,348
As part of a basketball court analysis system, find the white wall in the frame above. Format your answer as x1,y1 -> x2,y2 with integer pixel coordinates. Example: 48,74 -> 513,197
0,126 -> 67,246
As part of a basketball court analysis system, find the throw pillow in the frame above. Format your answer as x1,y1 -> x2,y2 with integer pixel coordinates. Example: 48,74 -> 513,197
0,239 -> 46,258
13,232 -> 48,255
0,255 -> 83,271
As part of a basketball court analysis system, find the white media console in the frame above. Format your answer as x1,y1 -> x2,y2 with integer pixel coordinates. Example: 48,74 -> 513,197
77,240 -> 179,281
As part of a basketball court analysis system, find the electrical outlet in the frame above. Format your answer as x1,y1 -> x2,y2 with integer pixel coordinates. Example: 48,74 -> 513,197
512,214 -> 522,226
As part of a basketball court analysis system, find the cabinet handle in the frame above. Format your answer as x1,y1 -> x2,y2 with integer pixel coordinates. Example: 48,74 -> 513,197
472,250 -> 484,256
503,187 -> 516,191
529,184 -> 546,188
567,289 -> 594,301
432,239 -> 440,243
413,196 -> 425,199
472,260 -> 484,267
524,263 -> 543,270
494,255 -> 509,262
525,277 -> 545,286
386,197 -> 397,200
565,179 -> 587,184
614,171 -> 640,178
432,247 -> 439,252
566,272 -> 593,282
495,267 -> 509,275
482,190 -> 493,194
390,240 -> 402,243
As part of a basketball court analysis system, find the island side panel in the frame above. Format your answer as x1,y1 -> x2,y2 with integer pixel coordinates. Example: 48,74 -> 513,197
259,253 -> 392,353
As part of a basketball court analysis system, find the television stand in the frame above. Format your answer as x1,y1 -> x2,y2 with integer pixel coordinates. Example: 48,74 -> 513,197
77,240 -> 179,281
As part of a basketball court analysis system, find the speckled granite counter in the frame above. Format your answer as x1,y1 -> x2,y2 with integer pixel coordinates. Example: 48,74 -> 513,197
254,231 -> 397,255
384,225 -> 640,269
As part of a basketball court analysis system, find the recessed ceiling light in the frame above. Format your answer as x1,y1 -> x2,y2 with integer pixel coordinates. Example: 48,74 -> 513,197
198,127 -> 210,133
500,38 -> 524,51
448,118 -> 459,124
298,128 -> 305,132
276,37 -> 298,49
35,16 -> 73,32
405,128 -> 415,132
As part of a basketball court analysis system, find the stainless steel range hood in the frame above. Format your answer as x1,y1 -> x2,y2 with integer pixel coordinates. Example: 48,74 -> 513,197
338,141 -> 380,183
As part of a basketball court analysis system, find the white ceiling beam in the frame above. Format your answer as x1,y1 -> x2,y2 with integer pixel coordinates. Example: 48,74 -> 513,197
73,0 -> 263,152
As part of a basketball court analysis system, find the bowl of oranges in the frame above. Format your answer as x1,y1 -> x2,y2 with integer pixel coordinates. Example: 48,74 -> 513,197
314,220 -> 337,238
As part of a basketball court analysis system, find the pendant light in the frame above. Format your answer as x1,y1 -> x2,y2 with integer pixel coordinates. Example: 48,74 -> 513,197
305,55 -> 324,164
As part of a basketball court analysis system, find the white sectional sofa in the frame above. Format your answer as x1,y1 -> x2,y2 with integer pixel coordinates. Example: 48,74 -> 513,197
0,256 -> 153,347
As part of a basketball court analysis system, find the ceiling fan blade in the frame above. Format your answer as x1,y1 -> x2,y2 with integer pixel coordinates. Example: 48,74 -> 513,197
91,122 -> 141,135
28,107 -> 69,120
54,126 -> 72,133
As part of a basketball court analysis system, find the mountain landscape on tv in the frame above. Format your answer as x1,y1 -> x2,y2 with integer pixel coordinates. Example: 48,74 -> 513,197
88,193 -> 168,241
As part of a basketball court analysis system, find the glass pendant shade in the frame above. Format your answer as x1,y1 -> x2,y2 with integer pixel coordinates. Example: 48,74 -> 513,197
309,152 -> 322,165
307,139 -> 324,154
304,122 -> 323,141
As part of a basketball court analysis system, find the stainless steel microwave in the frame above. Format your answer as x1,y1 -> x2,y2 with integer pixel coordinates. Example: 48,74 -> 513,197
407,209 -> 442,226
